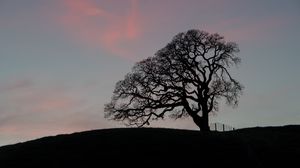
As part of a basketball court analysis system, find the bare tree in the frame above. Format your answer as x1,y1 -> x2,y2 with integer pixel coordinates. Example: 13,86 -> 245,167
105,30 -> 244,131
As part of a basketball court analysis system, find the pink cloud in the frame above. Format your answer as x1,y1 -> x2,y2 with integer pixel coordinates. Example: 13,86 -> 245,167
31,95 -> 77,113
126,0 -> 140,39
60,0 -> 141,59
64,0 -> 108,17
12,87 -> 81,113
0,79 -> 115,145
0,79 -> 33,93
1,75 -> 117,146
1,80 -> 82,117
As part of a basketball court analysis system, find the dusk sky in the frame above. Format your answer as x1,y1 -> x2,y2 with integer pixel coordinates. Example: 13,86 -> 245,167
1,0 -> 300,146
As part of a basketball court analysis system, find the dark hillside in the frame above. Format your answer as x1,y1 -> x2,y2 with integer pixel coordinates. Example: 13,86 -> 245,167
0,125 -> 299,168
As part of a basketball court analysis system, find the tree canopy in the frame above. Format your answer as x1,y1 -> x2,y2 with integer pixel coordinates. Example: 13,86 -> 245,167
105,29 -> 244,131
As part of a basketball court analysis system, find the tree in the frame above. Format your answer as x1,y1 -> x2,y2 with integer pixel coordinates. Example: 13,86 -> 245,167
104,29 -> 244,131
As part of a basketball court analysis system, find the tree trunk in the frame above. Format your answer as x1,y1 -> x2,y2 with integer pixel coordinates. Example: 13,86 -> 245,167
191,113 -> 210,132
183,98 -> 210,131
201,111 -> 210,132
201,102 -> 210,132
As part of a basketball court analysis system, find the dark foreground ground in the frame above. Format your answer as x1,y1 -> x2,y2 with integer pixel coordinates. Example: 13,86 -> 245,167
0,125 -> 299,168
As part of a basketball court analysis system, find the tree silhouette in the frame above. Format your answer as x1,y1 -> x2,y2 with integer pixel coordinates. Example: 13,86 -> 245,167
105,30 -> 244,131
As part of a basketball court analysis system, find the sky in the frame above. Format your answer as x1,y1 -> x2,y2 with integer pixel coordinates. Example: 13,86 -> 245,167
0,0 -> 300,146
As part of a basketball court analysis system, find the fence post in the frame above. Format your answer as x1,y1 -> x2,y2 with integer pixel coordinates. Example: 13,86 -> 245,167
215,123 -> 217,131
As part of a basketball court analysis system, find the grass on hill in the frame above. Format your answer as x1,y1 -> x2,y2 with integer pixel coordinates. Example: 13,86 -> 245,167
0,125 -> 299,168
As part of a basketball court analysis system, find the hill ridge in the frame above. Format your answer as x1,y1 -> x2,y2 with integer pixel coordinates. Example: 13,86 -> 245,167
0,125 -> 299,168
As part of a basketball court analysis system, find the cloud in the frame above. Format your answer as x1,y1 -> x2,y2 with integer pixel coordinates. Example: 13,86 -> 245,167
60,0 -> 141,59
0,79 -> 33,93
5,85 -> 81,114
30,93 -> 78,113
0,81 -> 78,140
0,79 -> 114,145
